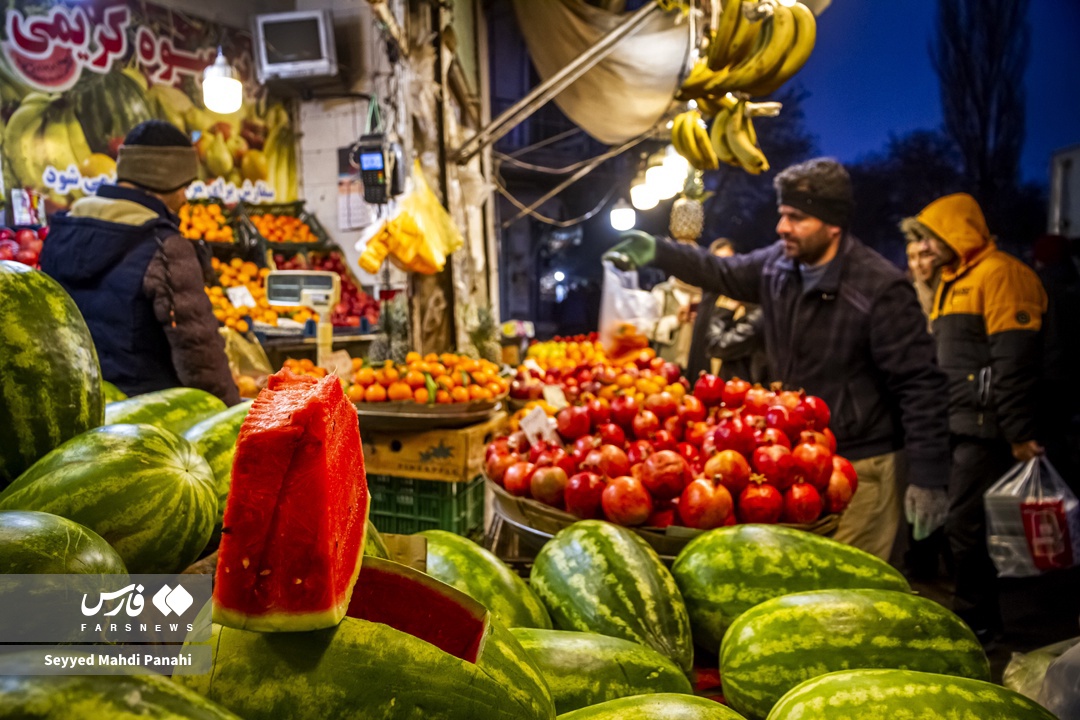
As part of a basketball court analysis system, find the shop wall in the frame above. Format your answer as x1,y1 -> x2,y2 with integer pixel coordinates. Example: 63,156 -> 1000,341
148,0 -> 294,30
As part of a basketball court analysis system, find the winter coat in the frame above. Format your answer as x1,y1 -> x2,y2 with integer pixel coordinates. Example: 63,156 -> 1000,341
39,185 -> 240,405
705,301 -> 768,383
653,234 -> 951,489
917,193 -> 1048,443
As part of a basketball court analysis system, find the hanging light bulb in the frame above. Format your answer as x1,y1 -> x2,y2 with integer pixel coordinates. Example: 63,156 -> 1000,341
630,181 -> 659,211
662,145 -> 690,180
203,47 -> 243,114
609,198 -> 636,231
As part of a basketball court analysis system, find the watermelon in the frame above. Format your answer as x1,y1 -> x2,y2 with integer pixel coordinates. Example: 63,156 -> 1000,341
767,669 -> 1058,720
364,519 -> 390,558
106,387 -> 228,437
0,662 -> 241,719
0,261 -> 104,488
213,369 -> 369,632
0,510 -> 126,574
102,380 -> 127,402
530,520 -> 694,672
720,589 -> 991,720
511,628 -> 693,714
672,525 -> 911,652
183,400 -> 253,546
179,557 -> 555,720
421,529 -> 552,629
557,693 -> 747,719
0,424 -> 215,574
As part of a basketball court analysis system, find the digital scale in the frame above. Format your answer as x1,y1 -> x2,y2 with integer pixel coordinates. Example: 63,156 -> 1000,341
265,270 -> 340,369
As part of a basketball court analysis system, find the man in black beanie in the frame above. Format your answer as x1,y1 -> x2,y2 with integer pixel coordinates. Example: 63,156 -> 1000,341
40,120 -> 240,405
606,158 -> 950,561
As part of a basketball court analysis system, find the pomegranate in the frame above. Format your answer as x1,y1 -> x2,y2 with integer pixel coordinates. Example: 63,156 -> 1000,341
679,478 -> 734,530
556,406 -> 591,441
755,426 -> 792,449
486,437 -> 510,463
824,469 -> 856,514
832,455 -> 858,492
738,478 -> 783,523
507,430 -> 529,454
685,421 -> 710,447
797,395 -> 831,430
573,435 -> 599,460
721,377 -> 750,407
586,398 -> 611,430
781,481 -> 824,524
528,441 -> 551,465
597,444 -> 631,478
663,415 -> 685,442
660,362 -> 682,385
703,449 -> 752,496
764,404 -> 798,442
531,466 -> 569,507
485,452 -> 518,485
632,410 -> 661,440
822,427 -> 838,454
752,444 -> 795,490
712,414 -> 755,457
641,450 -> 693,500
555,451 -> 580,478
647,504 -> 678,528
743,385 -> 774,416
597,422 -> 627,447
645,392 -> 679,421
625,440 -> 651,466
773,389 -> 803,411
566,472 -> 606,519
579,448 -> 604,475
693,373 -> 726,407
611,395 -> 640,429
791,441 -> 833,490
503,462 -> 537,497
651,429 -> 677,453
678,395 -> 707,424
602,475 -> 654,526
677,442 -> 701,468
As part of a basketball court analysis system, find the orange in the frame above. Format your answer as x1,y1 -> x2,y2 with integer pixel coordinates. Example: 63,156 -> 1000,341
450,386 -> 470,403
413,387 -> 430,404
424,353 -> 439,364
435,390 -> 452,404
347,384 -> 366,403
364,384 -> 388,402
436,375 -> 456,391
299,358 -> 315,371
404,370 -> 426,389
471,386 -> 492,401
406,351 -> 422,364
387,381 -> 413,402
428,363 -> 447,377
355,367 -> 376,386
485,382 -> 503,397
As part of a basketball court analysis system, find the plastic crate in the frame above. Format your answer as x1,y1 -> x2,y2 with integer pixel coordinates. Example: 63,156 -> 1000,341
368,474 -> 485,536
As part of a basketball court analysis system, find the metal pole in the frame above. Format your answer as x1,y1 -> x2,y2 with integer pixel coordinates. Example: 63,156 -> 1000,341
453,1 -> 663,163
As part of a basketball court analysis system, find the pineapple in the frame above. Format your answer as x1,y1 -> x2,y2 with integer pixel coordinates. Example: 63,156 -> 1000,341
468,306 -> 503,365
669,171 -> 709,242
367,295 -> 411,364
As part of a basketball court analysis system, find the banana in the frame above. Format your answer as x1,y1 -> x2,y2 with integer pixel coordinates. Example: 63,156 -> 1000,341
672,112 -> 700,168
63,105 -> 93,167
4,94 -> 51,187
40,102 -> 81,203
744,1 -> 817,96
696,95 -> 725,119
678,58 -> 715,100
709,106 -> 739,167
725,3 -> 762,69
687,110 -> 719,171
725,99 -> 769,175
679,111 -> 704,168
720,4 -> 796,93
670,114 -> 690,163
707,0 -> 744,71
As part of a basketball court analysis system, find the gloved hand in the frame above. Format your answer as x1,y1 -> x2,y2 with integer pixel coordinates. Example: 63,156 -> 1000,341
904,485 -> 949,541
602,231 -> 657,271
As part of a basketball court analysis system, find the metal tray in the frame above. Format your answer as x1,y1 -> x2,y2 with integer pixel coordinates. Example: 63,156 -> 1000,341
355,401 -> 503,432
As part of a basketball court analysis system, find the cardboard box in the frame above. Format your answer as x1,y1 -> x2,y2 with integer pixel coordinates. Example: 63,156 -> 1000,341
362,413 -> 506,483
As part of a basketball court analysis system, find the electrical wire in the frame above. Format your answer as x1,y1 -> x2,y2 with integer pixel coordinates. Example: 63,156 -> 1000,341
502,127 -> 583,158
494,177 -> 617,228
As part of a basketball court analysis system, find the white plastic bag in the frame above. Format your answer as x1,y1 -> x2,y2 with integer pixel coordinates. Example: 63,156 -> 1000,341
1004,637 -> 1080,700
985,456 -> 1080,578
1038,640 -> 1080,718
598,260 -> 658,357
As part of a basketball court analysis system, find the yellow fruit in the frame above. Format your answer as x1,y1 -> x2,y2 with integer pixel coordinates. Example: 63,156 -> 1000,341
78,153 -> 117,178
240,149 -> 269,182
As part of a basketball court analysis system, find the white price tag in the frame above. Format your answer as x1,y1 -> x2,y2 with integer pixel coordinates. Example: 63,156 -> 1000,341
542,385 -> 568,411
324,350 -> 355,381
520,407 -> 550,446
524,359 -> 544,375
225,286 -> 256,309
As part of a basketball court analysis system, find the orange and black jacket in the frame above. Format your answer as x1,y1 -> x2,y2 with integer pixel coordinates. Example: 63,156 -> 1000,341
918,194 -> 1048,444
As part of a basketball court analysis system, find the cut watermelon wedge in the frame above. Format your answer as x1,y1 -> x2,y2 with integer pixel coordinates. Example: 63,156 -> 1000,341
213,369 -> 369,632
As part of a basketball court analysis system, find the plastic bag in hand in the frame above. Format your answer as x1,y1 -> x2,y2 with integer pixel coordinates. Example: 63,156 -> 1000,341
598,260 -> 659,358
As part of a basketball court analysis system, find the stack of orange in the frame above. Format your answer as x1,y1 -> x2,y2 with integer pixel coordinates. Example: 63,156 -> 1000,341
249,213 -> 317,244
282,357 -> 329,379
206,257 -> 319,328
180,203 -> 234,243
347,353 -> 509,405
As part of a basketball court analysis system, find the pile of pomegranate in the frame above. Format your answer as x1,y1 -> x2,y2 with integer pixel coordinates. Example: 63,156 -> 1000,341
485,374 -> 858,530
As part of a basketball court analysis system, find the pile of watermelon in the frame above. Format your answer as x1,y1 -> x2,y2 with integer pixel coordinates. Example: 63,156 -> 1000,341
486,373 -> 856,530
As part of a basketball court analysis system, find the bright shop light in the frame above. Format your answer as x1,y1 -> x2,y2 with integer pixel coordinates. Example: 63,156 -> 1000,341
553,271 -> 565,282
203,49 -> 243,114
609,198 -> 636,231
631,181 -> 659,210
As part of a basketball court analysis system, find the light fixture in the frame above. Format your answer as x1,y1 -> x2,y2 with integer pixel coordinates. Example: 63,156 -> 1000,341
630,181 -> 659,211
203,47 -> 243,114
553,270 -> 566,282
609,198 -> 636,231
662,145 -> 690,182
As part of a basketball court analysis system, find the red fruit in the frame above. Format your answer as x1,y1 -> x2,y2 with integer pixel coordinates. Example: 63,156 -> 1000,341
556,406 -> 591,441
647,504 -> 678,528
662,415 -> 684,442
555,450 -> 580,478
712,414 -> 755,457
752,444 -> 795,490
677,442 -> 701,467
703,449 -> 752,496
798,395 -> 831,430
792,441 -> 833,490
15,248 -> 38,265
0,240 -> 18,261
832,455 -> 858,492
626,439 -> 653,466
0,228 -> 13,241
743,386 -> 775,416
677,395 -> 707,424
721,377 -> 750,408
611,395 -> 640,429
597,444 -> 631,478
645,392 -> 678,421
503,462 -> 536,497
773,389 -> 803,411
824,469 -> 856,514
533,449 -> 558,468
530,466 -> 569,507
509,380 -> 531,400
586,398 -> 611,430
822,427 -> 838,454
738,478 -> 783,523
764,404 -> 799,442
679,478 -> 734,530
685,421 -> 710,447
528,441 -> 551,465
15,228 -> 37,248
693,373 -> 726,407
579,448 -> 604,474
658,362 -> 680,384
565,472 -> 606,519
507,430 -> 529,455
632,410 -> 661,441
641,450 -> 693,500
485,452 -> 518,485
594,422 -> 623,448
573,435 -> 599,460
602,475 -> 654,526
651,429 -> 677,453
755,426 -> 792,449
800,429 -> 829,449
781,481 -> 824,524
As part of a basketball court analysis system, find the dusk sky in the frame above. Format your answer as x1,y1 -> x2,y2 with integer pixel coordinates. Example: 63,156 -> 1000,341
796,0 -> 1080,184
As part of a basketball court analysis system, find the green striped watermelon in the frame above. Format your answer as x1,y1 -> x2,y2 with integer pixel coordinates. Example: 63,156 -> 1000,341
720,589 -> 991,720
0,424 -> 216,574
511,628 -> 692,714
767,669 -> 1058,720
106,387 -> 228,437
0,510 -> 126,574
0,662 -> 241,719
0,261 -> 104,488
557,693 -> 747,719
364,519 -> 390,558
183,400 -> 252,547
672,525 -> 911,652
421,529 -> 552,629
179,557 -> 555,720
102,380 -> 127,403
530,520 -> 694,672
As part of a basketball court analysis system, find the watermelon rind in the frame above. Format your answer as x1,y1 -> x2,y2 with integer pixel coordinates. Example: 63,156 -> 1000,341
512,628 -> 693,715
766,668 -> 1059,720
556,692 -> 747,719
0,424 -> 216,574
364,519 -> 390,558
0,261 -> 104,488
720,589 -> 992,720
106,387 -> 228,437
102,380 -> 128,403
530,520 -> 694,672
0,510 -> 127,574
672,524 -> 911,652
421,529 -> 553,629
183,400 -> 253,546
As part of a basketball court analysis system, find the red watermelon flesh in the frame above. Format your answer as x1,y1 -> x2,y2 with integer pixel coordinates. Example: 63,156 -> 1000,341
213,368 -> 370,632
347,556 -> 487,663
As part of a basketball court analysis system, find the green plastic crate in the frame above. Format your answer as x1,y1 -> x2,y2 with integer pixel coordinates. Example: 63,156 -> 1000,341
368,474 -> 485,536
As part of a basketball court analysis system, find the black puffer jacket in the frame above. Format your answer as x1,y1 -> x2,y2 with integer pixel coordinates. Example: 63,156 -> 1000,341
39,185 -> 240,405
